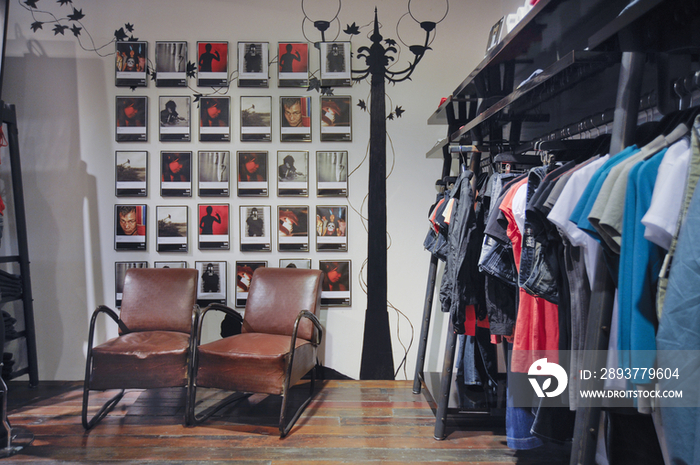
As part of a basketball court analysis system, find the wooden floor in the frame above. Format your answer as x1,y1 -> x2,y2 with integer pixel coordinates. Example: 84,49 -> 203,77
3,380 -> 571,464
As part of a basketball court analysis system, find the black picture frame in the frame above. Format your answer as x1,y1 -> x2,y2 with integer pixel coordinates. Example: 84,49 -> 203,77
238,41 -> 269,87
115,96 -> 148,142
235,261 -> 266,307
160,151 -> 192,197
278,205 -> 309,252
156,205 -> 188,252
199,96 -> 231,142
319,41 -> 351,87
237,151 -> 268,197
240,96 -> 272,142
277,150 -> 309,196
198,151 -> 230,197
114,204 -> 147,251
115,150 -> 147,197
319,260 -> 351,307
486,17 -> 505,54
115,261 -> 148,307
196,260 -> 227,306
197,41 -> 229,87
315,205 -> 348,251
239,205 -> 271,252
280,96 -> 312,142
115,41 -> 147,87
159,95 -> 191,142
154,261 -> 187,268
155,41 -> 188,87
278,42 -> 309,88
198,203 -> 230,250
320,96 -> 352,142
279,258 -> 311,269
316,150 -> 348,197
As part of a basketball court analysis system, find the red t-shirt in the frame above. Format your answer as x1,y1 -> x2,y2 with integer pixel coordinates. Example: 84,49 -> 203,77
499,179 -> 559,372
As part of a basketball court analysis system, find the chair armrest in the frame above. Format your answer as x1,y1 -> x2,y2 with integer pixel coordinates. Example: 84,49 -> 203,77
291,310 -> 324,349
87,305 -> 129,350
194,303 -> 243,346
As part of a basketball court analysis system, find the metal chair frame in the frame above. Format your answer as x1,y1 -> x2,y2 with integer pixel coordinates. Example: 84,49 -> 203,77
187,303 -> 323,437
82,304 -> 199,430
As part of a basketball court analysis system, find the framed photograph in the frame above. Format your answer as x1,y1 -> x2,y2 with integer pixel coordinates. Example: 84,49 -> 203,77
240,96 -> 271,142
280,96 -> 312,142
199,96 -> 231,142
320,96 -> 352,141
196,261 -> 227,306
198,204 -> 230,250
161,151 -> 192,197
115,96 -> 147,142
280,258 -> 311,269
239,205 -> 271,252
317,151 -> 348,197
236,261 -> 266,307
238,41 -> 269,87
159,96 -> 191,142
198,151 -> 230,196
277,150 -> 309,196
114,205 -> 147,251
319,41 -> 351,87
237,151 -> 268,197
156,205 -> 188,252
278,42 -> 309,87
278,206 -> 309,252
115,151 -> 147,197
115,41 -> 147,87
197,41 -> 229,87
486,17 -> 505,54
316,205 -> 347,251
115,261 -> 148,307
155,261 -> 187,268
155,41 -> 188,87
319,260 -> 351,307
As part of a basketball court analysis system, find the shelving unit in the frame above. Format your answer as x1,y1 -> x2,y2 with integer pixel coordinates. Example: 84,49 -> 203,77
0,103 -> 38,388
415,0 -> 700,462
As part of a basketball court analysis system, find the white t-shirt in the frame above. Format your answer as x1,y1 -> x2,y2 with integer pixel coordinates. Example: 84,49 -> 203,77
641,137 -> 691,250
547,155 -> 609,286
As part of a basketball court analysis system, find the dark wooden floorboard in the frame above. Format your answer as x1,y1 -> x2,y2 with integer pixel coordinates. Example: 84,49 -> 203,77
3,380 -> 571,463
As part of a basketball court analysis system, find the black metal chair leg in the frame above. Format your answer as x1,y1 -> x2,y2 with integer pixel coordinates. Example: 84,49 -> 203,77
279,365 -> 317,438
187,382 -> 252,426
81,386 -> 125,430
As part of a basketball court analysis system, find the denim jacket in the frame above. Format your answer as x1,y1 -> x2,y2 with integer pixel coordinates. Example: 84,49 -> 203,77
439,169 -> 486,333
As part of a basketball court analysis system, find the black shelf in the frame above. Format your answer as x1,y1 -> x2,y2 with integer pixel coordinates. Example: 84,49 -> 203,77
588,0 -> 665,50
450,51 -> 620,143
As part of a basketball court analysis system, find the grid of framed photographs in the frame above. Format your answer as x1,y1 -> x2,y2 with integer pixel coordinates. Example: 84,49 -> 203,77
112,39 -> 354,308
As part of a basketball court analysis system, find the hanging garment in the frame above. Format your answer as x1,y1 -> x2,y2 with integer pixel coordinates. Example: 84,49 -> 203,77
658,117 -> 700,316
438,169 -> 484,333
616,148 -> 667,382
641,137 -> 691,250
588,124 -> 688,255
499,178 -> 559,372
655,174 -> 700,464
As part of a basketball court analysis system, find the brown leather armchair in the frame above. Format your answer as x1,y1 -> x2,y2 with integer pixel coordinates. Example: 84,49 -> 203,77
187,267 -> 324,437
82,268 -> 199,430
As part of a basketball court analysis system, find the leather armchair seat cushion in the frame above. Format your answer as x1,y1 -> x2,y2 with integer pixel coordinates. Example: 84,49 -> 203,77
196,333 -> 315,396
90,331 -> 190,390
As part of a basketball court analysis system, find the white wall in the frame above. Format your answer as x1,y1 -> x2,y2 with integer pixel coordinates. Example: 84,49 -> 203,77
2,0 -> 513,380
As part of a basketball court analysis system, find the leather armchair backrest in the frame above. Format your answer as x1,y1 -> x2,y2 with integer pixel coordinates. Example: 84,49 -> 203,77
120,268 -> 198,334
243,267 -> 322,340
